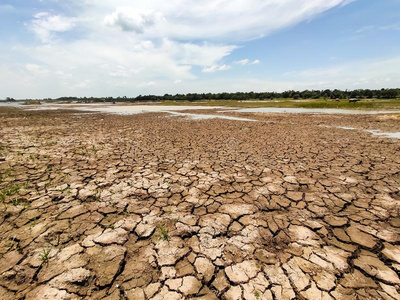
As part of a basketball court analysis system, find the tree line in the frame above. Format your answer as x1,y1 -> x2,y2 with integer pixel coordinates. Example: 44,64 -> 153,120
4,88 -> 400,102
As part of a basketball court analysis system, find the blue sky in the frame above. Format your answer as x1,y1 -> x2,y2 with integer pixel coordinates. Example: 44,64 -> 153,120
0,0 -> 400,98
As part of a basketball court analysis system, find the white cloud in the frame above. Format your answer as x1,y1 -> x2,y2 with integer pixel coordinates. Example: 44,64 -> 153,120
379,23 -> 400,31
1,0 -> 362,97
202,64 -> 231,73
29,12 -> 76,42
104,7 -> 162,33
355,25 -> 374,34
26,64 -> 50,75
138,81 -> 157,87
61,0 -> 354,42
235,59 -> 260,65
161,39 -> 236,66
235,59 -> 250,65
2,56 -> 400,98
279,57 -> 400,89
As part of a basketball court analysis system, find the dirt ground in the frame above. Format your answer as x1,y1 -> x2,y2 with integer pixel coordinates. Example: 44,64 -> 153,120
0,107 -> 399,300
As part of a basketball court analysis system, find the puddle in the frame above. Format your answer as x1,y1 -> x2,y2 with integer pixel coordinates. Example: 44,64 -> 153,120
366,130 -> 400,139
325,125 -> 400,139
167,111 -> 256,122
75,105 -> 227,115
336,126 -> 357,130
232,107 -> 400,115
16,104 -> 228,115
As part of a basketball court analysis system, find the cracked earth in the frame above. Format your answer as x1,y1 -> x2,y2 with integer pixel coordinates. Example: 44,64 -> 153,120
0,107 -> 399,300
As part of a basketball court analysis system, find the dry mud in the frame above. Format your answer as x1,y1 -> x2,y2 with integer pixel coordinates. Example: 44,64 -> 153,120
0,108 -> 399,300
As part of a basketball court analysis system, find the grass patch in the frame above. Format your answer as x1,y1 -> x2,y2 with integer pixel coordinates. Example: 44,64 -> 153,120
157,222 -> 170,241
156,98 -> 400,110
39,248 -> 51,263
23,100 -> 41,106
0,184 -> 20,202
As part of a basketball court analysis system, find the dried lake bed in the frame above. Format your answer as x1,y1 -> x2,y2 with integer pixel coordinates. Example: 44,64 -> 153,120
0,105 -> 399,299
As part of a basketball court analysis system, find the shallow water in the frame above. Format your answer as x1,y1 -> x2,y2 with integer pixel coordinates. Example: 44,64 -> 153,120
16,104 -> 256,121
232,107 -> 400,115
334,126 -> 400,139
76,105 -> 226,115
366,130 -> 400,139
167,111 -> 256,122
3,102 -> 400,117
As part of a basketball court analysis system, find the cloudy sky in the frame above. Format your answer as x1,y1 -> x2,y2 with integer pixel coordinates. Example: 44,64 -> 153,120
1,0 -> 400,98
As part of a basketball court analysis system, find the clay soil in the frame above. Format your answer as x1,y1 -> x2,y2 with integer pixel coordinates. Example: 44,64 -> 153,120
0,107 -> 399,300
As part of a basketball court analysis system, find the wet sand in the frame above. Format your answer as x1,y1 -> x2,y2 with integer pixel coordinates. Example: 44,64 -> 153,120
0,107 -> 399,299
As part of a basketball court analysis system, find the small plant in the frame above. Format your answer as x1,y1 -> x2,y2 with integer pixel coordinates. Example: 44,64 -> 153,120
254,290 -> 260,299
12,198 -> 20,206
5,184 -> 20,196
40,248 -> 51,263
0,184 -> 20,202
157,222 -> 170,241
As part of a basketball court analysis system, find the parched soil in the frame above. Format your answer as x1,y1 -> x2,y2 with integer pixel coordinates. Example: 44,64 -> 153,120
0,108 -> 399,300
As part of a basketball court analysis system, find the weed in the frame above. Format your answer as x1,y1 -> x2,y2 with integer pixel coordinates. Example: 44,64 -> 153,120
254,290 -> 260,299
12,198 -> 20,206
29,153 -> 38,160
157,222 -> 170,241
5,184 -> 20,196
0,184 -> 20,202
39,248 -> 51,263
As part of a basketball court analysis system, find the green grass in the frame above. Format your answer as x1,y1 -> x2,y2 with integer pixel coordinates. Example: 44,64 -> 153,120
157,222 -> 170,241
148,98 -> 400,110
23,100 -> 41,106
0,184 -> 20,202
39,248 -> 51,263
